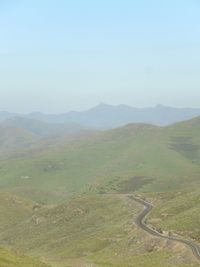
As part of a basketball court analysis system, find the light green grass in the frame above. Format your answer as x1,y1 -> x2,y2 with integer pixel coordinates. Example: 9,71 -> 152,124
0,194 -> 198,267
149,188 -> 200,241
0,191 -> 33,232
0,247 -> 50,267
0,119 -> 199,204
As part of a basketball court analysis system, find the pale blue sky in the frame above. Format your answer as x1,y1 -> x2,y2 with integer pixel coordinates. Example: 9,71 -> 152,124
0,0 -> 200,113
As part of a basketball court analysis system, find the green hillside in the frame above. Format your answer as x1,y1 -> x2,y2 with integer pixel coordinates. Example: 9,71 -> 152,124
0,118 -> 199,203
0,125 -> 39,153
148,188 -> 200,242
0,247 -> 49,267
0,194 -> 198,267
0,191 -> 33,232
0,117 -> 199,266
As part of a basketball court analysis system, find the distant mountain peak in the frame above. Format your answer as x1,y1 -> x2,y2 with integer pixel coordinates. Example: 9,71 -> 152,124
90,102 -> 112,111
98,102 -> 107,106
96,102 -> 110,108
155,104 -> 166,108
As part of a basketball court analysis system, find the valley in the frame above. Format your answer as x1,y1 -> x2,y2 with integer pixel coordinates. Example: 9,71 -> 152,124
0,117 -> 200,266
1,1 -> 200,266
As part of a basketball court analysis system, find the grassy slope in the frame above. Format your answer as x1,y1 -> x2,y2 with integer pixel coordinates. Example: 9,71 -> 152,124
0,194 -> 197,267
0,125 -> 39,153
146,117 -> 200,241
149,188 -> 200,242
0,117 -> 199,266
0,247 -> 49,267
0,192 -> 33,232
0,119 -> 199,204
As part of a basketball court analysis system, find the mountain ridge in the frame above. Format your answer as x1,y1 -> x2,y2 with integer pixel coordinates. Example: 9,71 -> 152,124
0,104 -> 200,129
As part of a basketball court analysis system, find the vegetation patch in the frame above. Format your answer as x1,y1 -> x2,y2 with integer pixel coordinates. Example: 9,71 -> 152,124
117,176 -> 154,193
169,136 -> 199,161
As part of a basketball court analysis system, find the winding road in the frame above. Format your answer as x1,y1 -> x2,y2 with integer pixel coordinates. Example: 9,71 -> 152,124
130,195 -> 200,261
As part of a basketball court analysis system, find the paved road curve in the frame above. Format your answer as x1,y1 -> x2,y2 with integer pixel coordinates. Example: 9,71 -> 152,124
130,195 -> 200,261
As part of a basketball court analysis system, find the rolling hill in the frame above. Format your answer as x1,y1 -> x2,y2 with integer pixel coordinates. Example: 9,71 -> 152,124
0,117 -> 89,157
0,194 -> 197,267
0,117 -> 199,266
2,117 -> 85,138
0,125 -> 39,153
0,117 -> 199,203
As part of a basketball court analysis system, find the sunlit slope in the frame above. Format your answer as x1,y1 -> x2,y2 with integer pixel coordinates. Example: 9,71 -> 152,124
0,117 -> 199,266
0,247 -> 49,267
165,116 -> 200,163
148,188 -> 200,243
0,194 -> 197,267
0,118 -> 199,203
0,192 -> 33,232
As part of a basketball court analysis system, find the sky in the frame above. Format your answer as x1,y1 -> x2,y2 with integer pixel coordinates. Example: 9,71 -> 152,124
0,0 -> 200,113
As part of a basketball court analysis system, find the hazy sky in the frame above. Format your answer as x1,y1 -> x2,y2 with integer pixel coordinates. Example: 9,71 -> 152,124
0,0 -> 200,113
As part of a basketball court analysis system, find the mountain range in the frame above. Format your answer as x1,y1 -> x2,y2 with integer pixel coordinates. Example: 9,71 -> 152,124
1,103 -> 200,129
